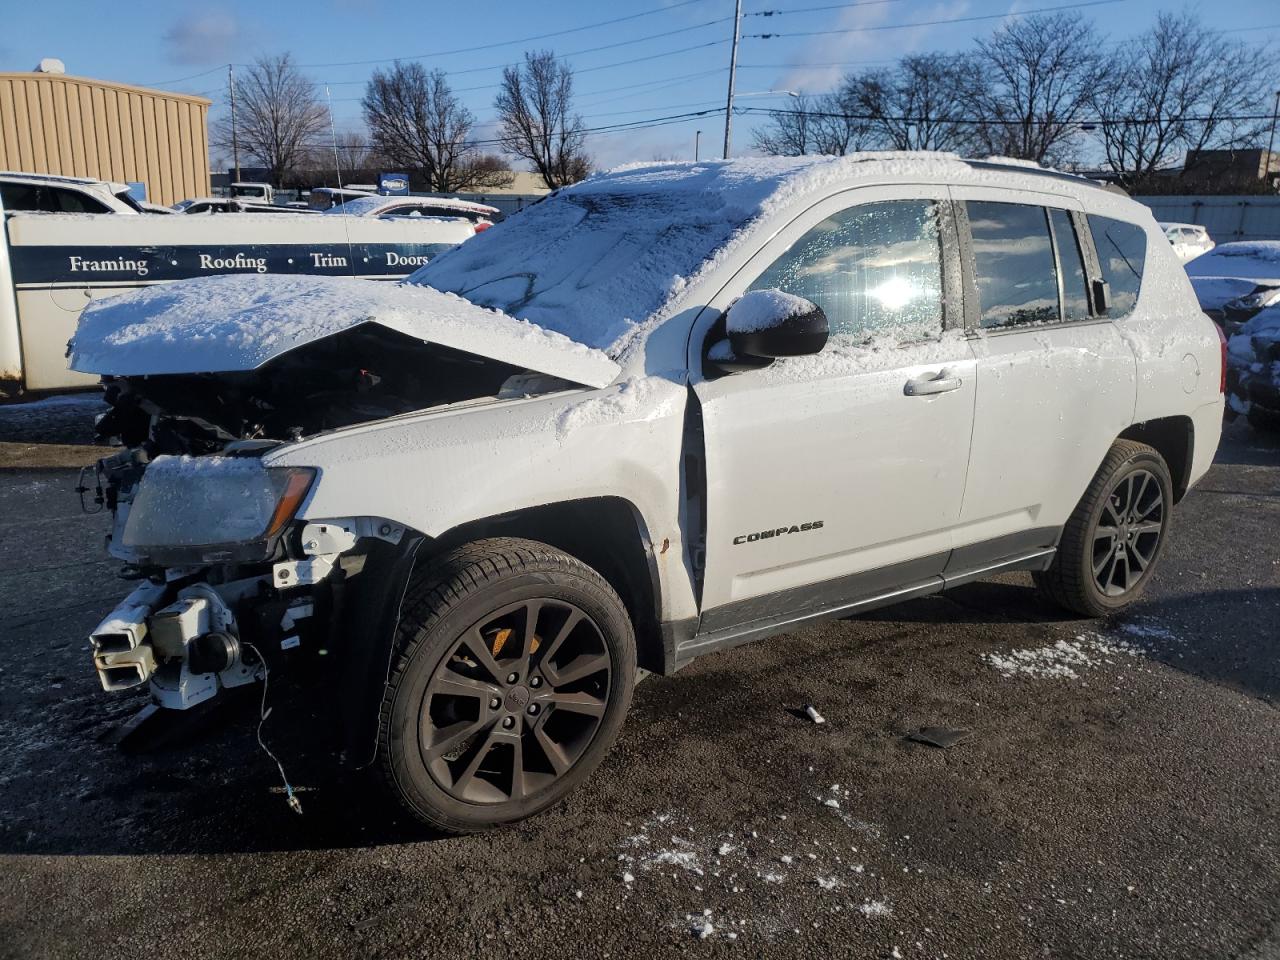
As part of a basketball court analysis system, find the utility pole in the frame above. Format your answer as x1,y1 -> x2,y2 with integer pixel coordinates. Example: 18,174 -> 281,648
228,64 -> 241,184
695,129 -> 702,161
722,0 -> 742,159
1267,90 -> 1280,190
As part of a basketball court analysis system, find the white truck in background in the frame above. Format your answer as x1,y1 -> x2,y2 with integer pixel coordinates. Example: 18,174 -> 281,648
0,199 -> 479,396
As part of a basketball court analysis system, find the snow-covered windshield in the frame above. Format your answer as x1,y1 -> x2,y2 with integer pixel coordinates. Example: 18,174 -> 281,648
409,188 -> 748,351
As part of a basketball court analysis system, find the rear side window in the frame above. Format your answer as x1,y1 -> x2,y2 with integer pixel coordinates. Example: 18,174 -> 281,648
749,199 -> 945,341
967,201 -> 1059,328
1088,215 -> 1146,318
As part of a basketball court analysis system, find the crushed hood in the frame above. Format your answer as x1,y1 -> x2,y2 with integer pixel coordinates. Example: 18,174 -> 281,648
69,274 -> 620,389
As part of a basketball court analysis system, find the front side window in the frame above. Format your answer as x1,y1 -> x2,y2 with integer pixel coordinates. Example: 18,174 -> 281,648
1088,215 -> 1146,318
748,199 -> 944,341
968,201 -> 1059,328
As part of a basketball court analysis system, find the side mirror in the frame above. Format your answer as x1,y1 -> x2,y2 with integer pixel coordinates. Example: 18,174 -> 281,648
726,289 -> 830,359
1091,278 -> 1111,314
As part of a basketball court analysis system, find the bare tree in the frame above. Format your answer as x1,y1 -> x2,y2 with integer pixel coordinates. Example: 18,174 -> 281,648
1090,13 -> 1274,189
842,54 -> 977,152
495,51 -> 590,189
966,13 -> 1103,166
810,92 -> 871,156
212,54 -> 327,185
363,63 -> 512,193
752,95 -> 814,156
753,93 -> 869,157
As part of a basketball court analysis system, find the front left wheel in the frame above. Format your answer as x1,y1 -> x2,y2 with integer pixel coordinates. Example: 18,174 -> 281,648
377,538 -> 635,833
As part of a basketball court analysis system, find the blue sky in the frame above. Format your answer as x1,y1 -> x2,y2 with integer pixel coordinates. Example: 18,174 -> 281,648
3,0 -> 1278,172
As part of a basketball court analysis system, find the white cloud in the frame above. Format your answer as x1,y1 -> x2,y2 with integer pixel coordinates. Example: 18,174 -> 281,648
163,11 -> 243,66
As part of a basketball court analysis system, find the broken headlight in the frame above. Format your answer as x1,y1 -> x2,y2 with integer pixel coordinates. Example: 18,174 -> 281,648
121,457 -> 315,564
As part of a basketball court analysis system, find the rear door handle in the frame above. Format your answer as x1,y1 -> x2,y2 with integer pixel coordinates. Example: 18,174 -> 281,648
904,370 -> 963,396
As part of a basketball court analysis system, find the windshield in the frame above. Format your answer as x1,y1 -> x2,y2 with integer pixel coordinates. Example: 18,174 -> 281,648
408,189 -> 754,351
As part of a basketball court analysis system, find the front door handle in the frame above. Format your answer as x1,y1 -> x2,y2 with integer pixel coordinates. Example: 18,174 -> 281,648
904,370 -> 963,396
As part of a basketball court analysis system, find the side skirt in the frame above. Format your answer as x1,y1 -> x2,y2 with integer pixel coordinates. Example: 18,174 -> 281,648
668,546 -> 1056,671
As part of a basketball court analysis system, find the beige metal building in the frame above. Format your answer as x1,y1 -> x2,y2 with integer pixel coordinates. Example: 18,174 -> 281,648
0,70 -> 211,206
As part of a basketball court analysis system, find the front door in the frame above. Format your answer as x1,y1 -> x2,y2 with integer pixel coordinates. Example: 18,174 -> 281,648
691,186 -> 976,637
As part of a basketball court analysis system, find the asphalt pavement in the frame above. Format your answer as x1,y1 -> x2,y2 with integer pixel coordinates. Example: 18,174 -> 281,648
1,412 -> 1277,960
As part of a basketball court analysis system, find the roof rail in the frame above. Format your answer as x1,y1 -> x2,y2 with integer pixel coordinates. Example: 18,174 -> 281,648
963,159 -> 1109,191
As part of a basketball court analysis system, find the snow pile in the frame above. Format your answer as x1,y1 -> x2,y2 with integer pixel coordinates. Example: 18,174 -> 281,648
726,289 -> 816,333
69,273 -> 620,389
554,376 -> 685,441
982,633 -> 1142,680
859,899 -> 893,918
1185,242 -> 1280,282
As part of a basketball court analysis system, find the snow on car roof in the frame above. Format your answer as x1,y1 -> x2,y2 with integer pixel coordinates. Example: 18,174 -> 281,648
1185,242 -> 1280,282
68,274 -> 620,389
410,152 -> 1105,358
327,195 -> 499,217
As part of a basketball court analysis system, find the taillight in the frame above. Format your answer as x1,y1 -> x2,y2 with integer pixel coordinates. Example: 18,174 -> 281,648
473,221 -> 491,233
1214,320 -> 1228,393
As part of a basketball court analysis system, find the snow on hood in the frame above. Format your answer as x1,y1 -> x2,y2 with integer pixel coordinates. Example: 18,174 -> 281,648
68,274 -> 620,389
1185,242 -> 1280,283
409,153 -> 978,358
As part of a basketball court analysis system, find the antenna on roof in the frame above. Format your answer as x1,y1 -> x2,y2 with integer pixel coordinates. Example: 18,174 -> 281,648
324,85 -> 345,191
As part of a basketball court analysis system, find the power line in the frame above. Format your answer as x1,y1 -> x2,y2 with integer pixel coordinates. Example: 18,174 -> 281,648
296,0 -> 724,68
749,0 -> 1127,38
737,104 -> 1280,126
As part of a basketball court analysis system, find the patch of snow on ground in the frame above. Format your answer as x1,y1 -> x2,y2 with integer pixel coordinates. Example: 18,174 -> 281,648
983,633 -> 1142,680
859,899 -> 893,918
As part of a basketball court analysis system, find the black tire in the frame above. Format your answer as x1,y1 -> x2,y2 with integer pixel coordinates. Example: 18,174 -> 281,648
1034,440 -> 1173,618
377,538 -> 635,834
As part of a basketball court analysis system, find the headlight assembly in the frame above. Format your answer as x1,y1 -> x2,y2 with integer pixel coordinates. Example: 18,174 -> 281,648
121,457 -> 315,563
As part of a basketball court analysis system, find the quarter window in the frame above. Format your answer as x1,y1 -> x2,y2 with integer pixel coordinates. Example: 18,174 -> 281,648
1049,209 -> 1090,322
1088,215 -> 1146,318
748,199 -> 944,340
967,201 -> 1059,328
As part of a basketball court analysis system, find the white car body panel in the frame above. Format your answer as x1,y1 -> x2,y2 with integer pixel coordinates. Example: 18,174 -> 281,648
688,183 -> 978,612
70,154 -> 1224,691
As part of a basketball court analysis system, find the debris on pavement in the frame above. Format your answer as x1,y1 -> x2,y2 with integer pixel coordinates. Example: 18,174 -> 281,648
804,705 -> 826,724
906,726 -> 973,749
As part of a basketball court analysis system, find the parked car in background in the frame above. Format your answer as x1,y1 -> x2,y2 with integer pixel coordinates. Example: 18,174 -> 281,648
1160,222 -> 1214,262
1225,304 -> 1280,431
69,154 -> 1222,833
0,171 -> 142,214
307,186 -> 377,210
229,181 -> 276,203
325,194 -> 500,230
1185,241 -> 1280,335
173,197 -> 318,215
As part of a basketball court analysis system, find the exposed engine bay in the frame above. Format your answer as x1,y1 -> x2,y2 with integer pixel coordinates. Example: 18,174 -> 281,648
93,325 -> 528,454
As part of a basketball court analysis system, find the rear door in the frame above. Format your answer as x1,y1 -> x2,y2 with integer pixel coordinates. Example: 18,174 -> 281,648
947,189 -> 1136,569
691,185 -> 977,635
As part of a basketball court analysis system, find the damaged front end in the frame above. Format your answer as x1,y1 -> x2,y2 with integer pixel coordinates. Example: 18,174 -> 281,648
85,448 -> 408,714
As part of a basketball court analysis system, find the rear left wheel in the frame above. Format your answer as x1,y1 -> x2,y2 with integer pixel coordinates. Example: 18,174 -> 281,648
377,538 -> 635,833
1034,440 -> 1173,618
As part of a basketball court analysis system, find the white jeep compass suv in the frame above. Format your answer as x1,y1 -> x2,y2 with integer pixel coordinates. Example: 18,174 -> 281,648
71,153 -> 1225,832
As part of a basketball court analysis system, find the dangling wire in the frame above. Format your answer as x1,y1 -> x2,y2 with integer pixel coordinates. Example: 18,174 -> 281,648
241,641 -> 303,815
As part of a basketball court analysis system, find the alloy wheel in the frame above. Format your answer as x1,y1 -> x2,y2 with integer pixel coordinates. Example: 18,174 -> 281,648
1092,467 -> 1165,597
420,599 -> 613,804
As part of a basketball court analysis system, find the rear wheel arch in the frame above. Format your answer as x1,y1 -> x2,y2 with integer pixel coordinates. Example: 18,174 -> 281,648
1119,416 -> 1193,502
